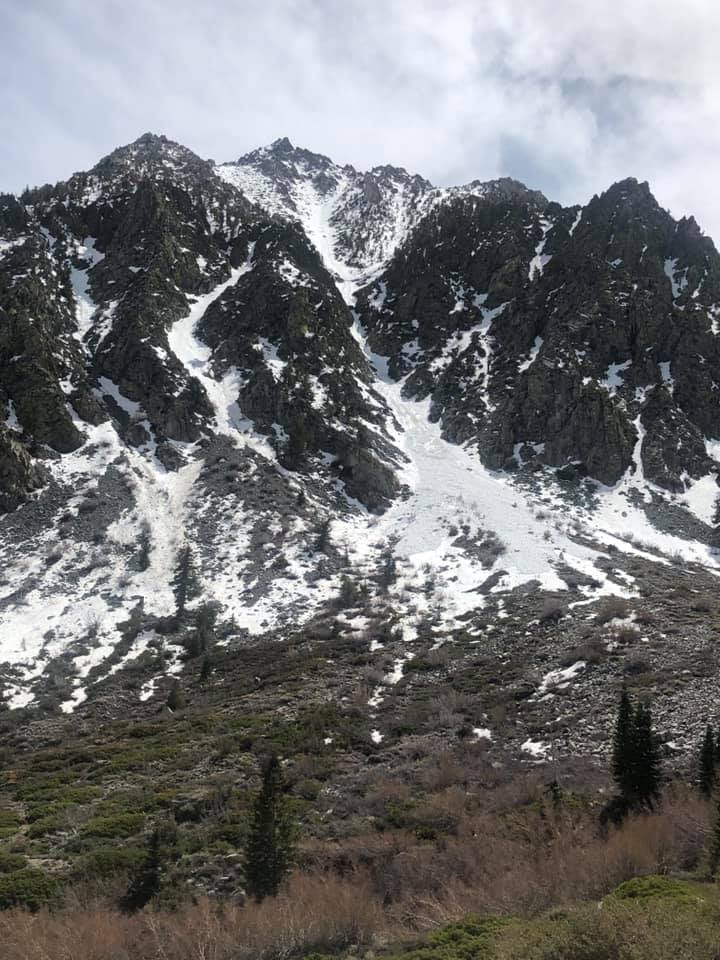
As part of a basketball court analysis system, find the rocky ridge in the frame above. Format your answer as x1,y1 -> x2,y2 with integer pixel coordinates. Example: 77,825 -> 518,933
0,133 -> 718,739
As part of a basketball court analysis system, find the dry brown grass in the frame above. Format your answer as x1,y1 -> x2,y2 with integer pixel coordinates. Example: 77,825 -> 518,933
0,789 -> 711,960
0,873 -> 383,960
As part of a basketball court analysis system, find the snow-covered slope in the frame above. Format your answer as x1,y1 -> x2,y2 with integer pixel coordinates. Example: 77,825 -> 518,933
1,134 -> 719,718
217,139 -> 436,293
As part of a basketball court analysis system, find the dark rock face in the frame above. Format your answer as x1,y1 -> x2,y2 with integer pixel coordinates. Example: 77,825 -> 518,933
0,134 -> 399,513
0,425 -> 42,511
3,133 -> 720,719
357,177 -> 720,490
197,217 -> 400,507
2,134 -> 720,519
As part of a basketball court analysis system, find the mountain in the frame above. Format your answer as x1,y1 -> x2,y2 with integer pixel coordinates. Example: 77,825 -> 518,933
0,133 -> 718,765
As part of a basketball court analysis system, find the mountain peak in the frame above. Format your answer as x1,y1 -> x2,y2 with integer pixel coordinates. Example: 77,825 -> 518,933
87,133 -> 216,189
269,136 -> 294,153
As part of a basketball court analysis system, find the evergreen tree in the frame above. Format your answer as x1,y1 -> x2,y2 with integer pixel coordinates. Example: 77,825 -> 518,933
172,544 -> 198,618
379,551 -> 398,589
137,525 -> 152,572
243,755 -> 296,901
314,519 -> 331,554
200,653 -> 212,682
612,687 -> 636,804
184,603 -> 217,658
337,574 -> 358,608
611,688 -> 662,813
120,828 -> 163,913
699,724 -> 716,797
632,702 -> 662,808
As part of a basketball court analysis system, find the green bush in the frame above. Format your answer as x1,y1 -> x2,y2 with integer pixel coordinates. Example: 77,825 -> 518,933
26,800 -> 74,823
0,809 -> 21,839
387,917 -> 511,960
83,813 -> 145,839
27,814 -> 69,838
0,868 -> 60,911
494,883 -> 720,960
73,846 -> 145,880
0,851 -> 27,874
608,874 -> 699,903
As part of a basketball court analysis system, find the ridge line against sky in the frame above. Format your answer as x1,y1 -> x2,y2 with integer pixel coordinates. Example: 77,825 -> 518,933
2,0 -> 719,240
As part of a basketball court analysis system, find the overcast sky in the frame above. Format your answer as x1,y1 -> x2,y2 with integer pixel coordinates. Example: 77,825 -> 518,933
2,0 -> 719,238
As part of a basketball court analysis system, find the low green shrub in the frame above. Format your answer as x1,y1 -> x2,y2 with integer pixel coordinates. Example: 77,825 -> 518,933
0,851 -> 27,874
73,845 -> 146,880
82,813 -> 145,839
0,868 -> 61,911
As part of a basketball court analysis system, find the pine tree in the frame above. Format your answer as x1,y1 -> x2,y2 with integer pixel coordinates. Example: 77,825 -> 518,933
200,654 -> 212,682
632,702 -> 662,808
379,551 -> 398,589
243,755 -> 296,901
184,603 -> 217,658
612,687 -> 636,804
611,688 -> 662,813
172,544 -> 198,618
699,725 -> 716,797
120,828 -> 163,913
137,525 -> 151,572
314,519 -> 331,554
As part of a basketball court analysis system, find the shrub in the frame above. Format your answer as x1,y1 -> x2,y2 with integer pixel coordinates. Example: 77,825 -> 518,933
0,810 -> 21,839
83,814 -> 145,839
614,625 -> 641,644
0,852 -> 26,874
391,916 -> 512,960
27,814 -> 69,838
560,639 -> 606,667
0,868 -> 60,911
608,874 -> 699,903
73,846 -> 146,881
595,597 -> 632,624
539,598 -> 565,623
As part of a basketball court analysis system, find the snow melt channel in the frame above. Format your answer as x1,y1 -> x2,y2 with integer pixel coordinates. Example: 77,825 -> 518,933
167,245 -> 274,459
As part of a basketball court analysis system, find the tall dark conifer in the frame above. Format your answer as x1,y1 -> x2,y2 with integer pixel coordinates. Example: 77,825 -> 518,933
610,688 -> 662,814
172,544 -> 198,618
243,755 -> 296,901
120,828 -> 163,913
633,702 -> 661,808
699,725 -> 716,798
612,687 -> 636,803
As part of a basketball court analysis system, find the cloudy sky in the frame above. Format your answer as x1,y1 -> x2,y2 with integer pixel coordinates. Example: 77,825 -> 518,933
2,0 -> 719,237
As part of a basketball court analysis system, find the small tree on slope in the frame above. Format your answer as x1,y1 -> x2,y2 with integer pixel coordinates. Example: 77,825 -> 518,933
612,687 -> 637,805
120,828 -> 163,913
699,724 -> 716,798
172,544 -> 199,618
632,701 -> 661,808
243,755 -> 296,901
611,688 -> 662,813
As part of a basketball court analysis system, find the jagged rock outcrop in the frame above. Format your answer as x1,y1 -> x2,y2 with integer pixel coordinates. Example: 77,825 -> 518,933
0,424 -> 42,511
357,175 -> 720,490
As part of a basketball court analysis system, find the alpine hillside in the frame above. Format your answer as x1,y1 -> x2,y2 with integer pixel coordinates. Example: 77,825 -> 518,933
1,132 -> 719,766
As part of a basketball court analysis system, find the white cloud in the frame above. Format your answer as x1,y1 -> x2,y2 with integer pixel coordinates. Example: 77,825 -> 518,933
1,0 -> 719,238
